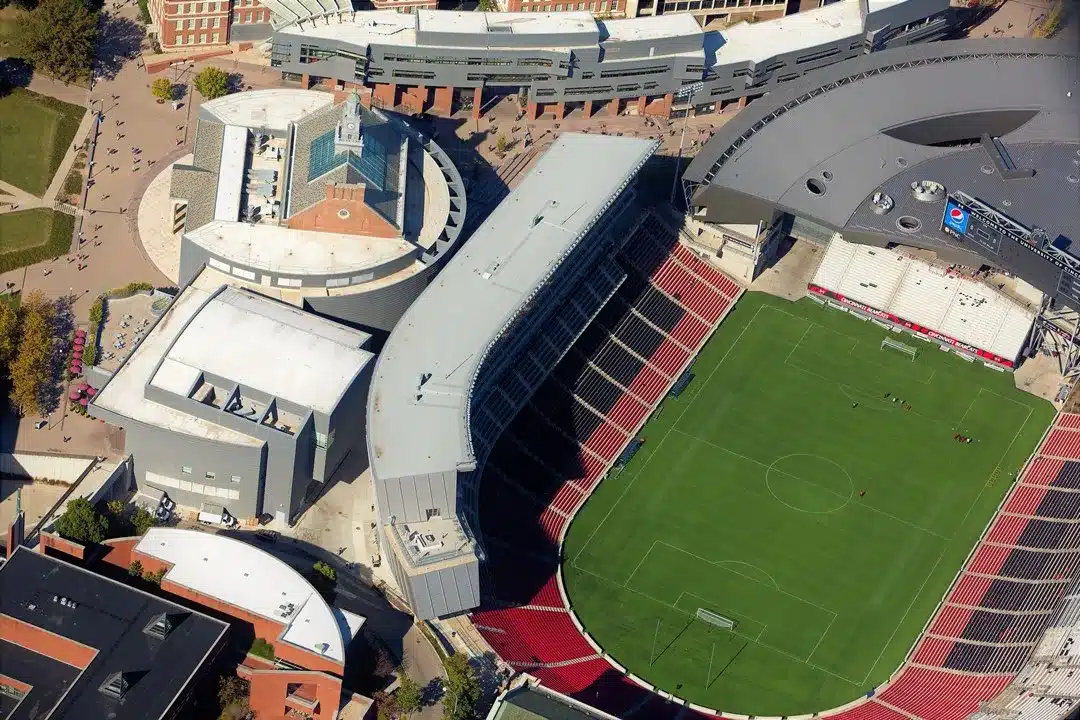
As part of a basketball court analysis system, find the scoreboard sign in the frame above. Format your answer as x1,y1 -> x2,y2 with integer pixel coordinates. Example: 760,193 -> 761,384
939,193 -> 1014,255
942,200 -> 970,236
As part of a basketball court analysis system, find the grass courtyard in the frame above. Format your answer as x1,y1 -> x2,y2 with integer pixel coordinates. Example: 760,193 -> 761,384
0,88 -> 84,196
0,209 -> 74,274
563,292 -> 1053,715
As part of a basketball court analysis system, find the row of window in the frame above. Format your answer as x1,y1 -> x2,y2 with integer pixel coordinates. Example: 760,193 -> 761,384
515,0 -> 620,10
182,466 -> 242,482
206,256 -> 375,289
168,0 -> 224,14
174,16 -> 221,29
171,31 -> 221,44
599,65 -> 669,79
153,473 -> 242,501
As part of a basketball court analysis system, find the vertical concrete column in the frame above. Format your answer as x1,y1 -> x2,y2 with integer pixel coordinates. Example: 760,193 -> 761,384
300,73 -> 310,89
471,86 -> 483,121
526,101 -> 540,121
636,95 -> 647,115
737,95 -> 748,110
583,99 -> 594,119
554,102 -> 566,120
433,85 -> 454,116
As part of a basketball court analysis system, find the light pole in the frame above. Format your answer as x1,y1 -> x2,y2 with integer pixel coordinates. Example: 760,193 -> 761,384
670,81 -> 704,207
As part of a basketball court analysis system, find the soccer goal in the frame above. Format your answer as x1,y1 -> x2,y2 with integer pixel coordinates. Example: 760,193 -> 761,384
696,608 -> 737,630
881,337 -> 917,361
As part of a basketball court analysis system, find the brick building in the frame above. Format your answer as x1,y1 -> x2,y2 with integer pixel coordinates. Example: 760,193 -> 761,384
38,528 -> 373,720
0,547 -> 229,720
148,0 -> 272,50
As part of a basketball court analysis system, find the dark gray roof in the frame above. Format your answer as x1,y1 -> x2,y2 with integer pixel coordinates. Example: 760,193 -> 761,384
686,39 -> 1080,241
366,133 -> 655,481
0,548 -> 229,720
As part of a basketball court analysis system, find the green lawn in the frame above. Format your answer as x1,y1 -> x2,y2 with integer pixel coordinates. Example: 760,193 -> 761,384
563,292 -> 1053,715
0,209 -> 74,273
0,88 -> 85,196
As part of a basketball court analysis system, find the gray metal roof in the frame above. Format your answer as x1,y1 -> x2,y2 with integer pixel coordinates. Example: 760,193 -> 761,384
367,133 -> 655,482
685,40 -> 1080,238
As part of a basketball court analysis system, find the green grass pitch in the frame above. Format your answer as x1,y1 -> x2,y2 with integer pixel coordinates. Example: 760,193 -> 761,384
562,291 -> 1054,715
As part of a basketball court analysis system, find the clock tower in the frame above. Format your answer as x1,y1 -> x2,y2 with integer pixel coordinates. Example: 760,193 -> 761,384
335,91 -> 364,155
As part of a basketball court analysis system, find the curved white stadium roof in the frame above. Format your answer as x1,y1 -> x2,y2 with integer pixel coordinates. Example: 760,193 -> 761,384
136,528 -> 364,664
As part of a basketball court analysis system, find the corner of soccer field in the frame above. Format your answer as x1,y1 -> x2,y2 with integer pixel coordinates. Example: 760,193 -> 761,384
561,291 -> 1055,715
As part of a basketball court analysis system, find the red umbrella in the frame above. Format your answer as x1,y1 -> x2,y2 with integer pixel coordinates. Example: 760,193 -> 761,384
86,387 -> 98,396
79,397 -> 89,407
79,383 -> 89,391
73,337 -> 85,346
75,329 -> 87,337
72,349 -> 83,358
69,389 -> 82,400
71,364 -> 83,375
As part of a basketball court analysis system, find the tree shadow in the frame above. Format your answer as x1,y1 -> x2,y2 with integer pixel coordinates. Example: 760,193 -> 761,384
419,676 -> 443,707
226,72 -> 246,93
93,14 -> 144,81
470,651 -> 507,716
0,59 -> 34,97
39,295 -> 76,415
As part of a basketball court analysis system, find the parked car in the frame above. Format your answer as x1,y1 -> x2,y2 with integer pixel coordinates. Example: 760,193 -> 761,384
254,529 -> 280,544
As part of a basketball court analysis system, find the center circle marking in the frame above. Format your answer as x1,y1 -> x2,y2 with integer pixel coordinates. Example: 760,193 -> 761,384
765,453 -> 854,514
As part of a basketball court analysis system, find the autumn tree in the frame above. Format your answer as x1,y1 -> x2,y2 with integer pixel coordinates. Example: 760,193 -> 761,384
395,670 -> 422,718
193,66 -> 230,100
0,299 -> 18,366
9,291 -> 54,417
151,77 -> 174,102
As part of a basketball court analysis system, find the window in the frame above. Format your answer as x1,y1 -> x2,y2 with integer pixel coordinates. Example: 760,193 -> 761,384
233,11 -> 239,20
231,475 -> 241,483
199,33 -> 206,43
213,32 -> 219,42
175,19 -> 182,28
200,17 -> 207,27
600,0 -> 607,9
315,431 -> 329,449
182,466 -> 192,474
555,3 -> 562,8
213,17 -> 220,27
205,471 -> 216,480
186,17 -> 194,28
277,277 -> 302,287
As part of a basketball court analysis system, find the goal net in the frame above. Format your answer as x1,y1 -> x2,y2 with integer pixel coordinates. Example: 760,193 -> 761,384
696,608 -> 736,630
881,337 -> 917,361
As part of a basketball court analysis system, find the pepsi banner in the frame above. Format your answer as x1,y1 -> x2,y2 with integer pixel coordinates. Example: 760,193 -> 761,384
942,200 -> 971,236
806,284 -> 1015,368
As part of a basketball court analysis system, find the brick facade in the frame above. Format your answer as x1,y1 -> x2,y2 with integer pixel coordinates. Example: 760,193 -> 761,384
0,615 -> 98,669
151,0 -> 270,50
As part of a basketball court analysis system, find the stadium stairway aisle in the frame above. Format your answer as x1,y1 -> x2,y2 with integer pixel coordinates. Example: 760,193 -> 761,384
470,208 -> 1080,720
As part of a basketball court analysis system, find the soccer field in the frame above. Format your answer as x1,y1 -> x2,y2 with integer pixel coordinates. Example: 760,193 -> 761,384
562,291 -> 1054,715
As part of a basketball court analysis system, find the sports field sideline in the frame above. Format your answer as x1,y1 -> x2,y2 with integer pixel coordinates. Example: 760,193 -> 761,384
563,291 -> 1054,715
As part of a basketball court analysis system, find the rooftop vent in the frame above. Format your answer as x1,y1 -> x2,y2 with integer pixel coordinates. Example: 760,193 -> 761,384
911,181 -> 945,203
896,216 -> 922,234
99,672 -> 133,700
870,192 -> 894,215
144,612 -> 183,641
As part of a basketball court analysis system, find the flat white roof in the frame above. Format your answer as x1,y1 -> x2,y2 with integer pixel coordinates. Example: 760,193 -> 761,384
159,286 -> 372,414
717,0 -> 863,66
277,11 -> 419,46
480,11 -> 596,36
184,220 -> 417,276
136,528 -> 363,664
368,134 -> 656,481
91,286 -> 262,446
200,89 -> 334,131
151,356 -> 202,395
866,0 -> 911,12
214,125 -> 248,222
601,13 -> 702,42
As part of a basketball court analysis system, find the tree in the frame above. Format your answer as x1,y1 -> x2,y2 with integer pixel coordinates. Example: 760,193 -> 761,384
395,670 -> 422,718
131,506 -> 156,535
0,299 -> 18,366
441,653 -> 480,720
476,0 -> 498,10
495,135 -> 509,154
143,567 -> 167,585
106,499 -> 125,517
151,77 -> 174,102
9,291 -> 54,417
193,66 -> 229,100
375,690 -> 401,720
313,560 -> 336,582
14,0 -> 97,84
217,676 -> 249,709
54,497 -> 108,544
128,560 -> 144,577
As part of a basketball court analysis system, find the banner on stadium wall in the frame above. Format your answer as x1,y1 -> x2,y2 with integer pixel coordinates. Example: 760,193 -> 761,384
806,284 -> 1015,369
